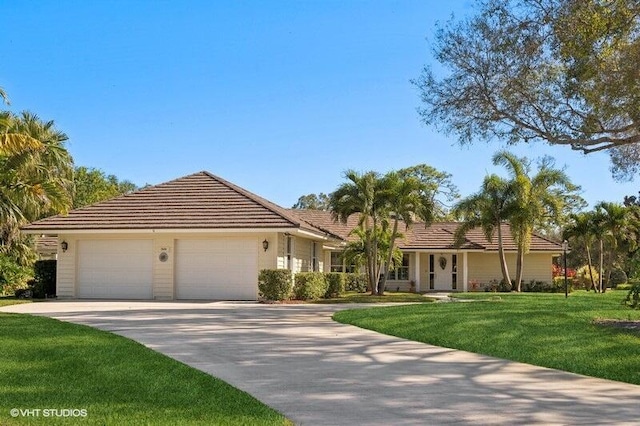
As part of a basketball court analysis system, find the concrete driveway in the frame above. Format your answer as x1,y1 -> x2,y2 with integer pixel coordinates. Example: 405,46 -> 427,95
2,301 -> 640,425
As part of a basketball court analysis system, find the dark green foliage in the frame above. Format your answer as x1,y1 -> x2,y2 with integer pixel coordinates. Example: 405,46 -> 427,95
0,254 -> 31,295
622,283 -> 640,309
526,279 -> 569,293
324,273 -> 345,298
345,273 -> 367,293
32,259 -> 56,298
293,272 -> 327,301
258,269 -> 292,301
609,269 -> 628,288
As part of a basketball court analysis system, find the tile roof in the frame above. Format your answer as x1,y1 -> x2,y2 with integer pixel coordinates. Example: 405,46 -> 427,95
289,210 -> 562,252
23,172 -> 327,234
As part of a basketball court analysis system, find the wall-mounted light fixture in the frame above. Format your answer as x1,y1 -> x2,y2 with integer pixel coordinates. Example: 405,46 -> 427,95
262,239 -> 269,251
60,241 -> 68,252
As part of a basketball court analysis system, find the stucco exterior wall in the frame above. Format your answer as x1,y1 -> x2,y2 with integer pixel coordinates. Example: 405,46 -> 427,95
466,252 -> 553,286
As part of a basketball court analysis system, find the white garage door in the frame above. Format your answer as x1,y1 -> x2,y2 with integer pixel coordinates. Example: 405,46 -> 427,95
77,240 -> 153,299
175,238 -> 258,300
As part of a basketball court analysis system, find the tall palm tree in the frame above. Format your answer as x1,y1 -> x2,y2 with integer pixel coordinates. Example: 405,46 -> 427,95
0,112 -> 73,253
0,91 -> 43,156
564,212 -> 598,291
593,202 -> 632,292
493,151 -> 575,291
329,170 -> 388,294
453,174 -> 515,286
379,171 -> 437,293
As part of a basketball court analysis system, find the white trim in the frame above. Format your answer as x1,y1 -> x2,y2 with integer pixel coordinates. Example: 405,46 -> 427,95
24,227 -> 305,235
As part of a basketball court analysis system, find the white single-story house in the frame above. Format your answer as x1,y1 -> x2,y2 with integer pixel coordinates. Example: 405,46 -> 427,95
23,171 -> 562,300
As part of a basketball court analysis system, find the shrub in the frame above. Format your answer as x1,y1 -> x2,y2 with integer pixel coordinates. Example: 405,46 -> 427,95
258,269 -> 292,301
293,272 -> 327,300
0,254 -> 31,296
498,279 -> 512,292
616,283 -> 632,291
609,269 -> 628,288
33,260 -> 57,298
574,265 -> 599,290
324,273 -> 345,299
622,283 -> 640,309
345,273 -> 367,293
524,279 -> 567,293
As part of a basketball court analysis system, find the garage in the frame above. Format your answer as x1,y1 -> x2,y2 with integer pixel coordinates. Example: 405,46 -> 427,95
77,239 -> 153,299
175,238 -> 258,300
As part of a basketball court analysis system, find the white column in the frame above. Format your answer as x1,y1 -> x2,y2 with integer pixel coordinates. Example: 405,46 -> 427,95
462,251 -> 469,292
414,252 -> 421,292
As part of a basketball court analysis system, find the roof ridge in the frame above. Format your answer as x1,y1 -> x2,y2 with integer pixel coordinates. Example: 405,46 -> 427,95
201,171 -> 302,228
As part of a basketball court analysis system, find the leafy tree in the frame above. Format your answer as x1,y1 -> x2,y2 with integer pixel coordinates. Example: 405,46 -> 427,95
453,174 -> 515,286
73,167 -> 137,209
415,0 -> 640,180
291,193 -> 330,210
493,151 -> 579,291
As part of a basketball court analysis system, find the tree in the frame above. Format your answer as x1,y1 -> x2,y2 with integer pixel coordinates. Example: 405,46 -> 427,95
0,111 -> 73,262
564,212 -> 599,291
73,167 -> 137,209
415,0 -> 640,180
291,193 -> 330,210
453,174 -> 515,286
493,151 -> 579,291
378,165 -> 458,292
592,202 -> 635,291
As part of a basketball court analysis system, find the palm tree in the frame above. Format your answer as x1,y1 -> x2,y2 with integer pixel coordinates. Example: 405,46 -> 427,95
379,171 -> 437,293
0,112 -> 73,253
564,212 -> 598,291
329,170 -> 388,295
0,91 -> 43,156
493,151 -> 575,291
593,202 -> 631,292
453,174 -> 515,286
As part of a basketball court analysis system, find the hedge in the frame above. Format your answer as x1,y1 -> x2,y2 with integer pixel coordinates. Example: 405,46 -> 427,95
293,272 -> 327,301
258,269 -> 292,301
324,273 -> 345,298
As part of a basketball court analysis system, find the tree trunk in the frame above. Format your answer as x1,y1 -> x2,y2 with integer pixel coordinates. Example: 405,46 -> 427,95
380,219 -> 400,296
585,243 -> 597,292
372,215 -> 380,295
599,238 -> 604,293
497,223 -> 512,286
515,245 -> 524,292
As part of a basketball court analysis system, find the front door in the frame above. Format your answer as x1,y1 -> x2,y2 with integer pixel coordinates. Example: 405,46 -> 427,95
432,254 -> 452,290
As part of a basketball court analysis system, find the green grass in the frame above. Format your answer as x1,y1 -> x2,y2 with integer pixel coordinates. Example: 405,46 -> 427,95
333,291 -> 640,385
0,313 -> 290,425
313,291 -> 434,304
0,297 -> 32,307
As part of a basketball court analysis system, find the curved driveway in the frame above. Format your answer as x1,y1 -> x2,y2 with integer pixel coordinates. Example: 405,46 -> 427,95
3,301 -> 640,425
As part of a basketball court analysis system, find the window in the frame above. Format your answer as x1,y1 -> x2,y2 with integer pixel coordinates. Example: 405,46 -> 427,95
330,251 -> 356,273
429,254 -> 435,290
452,254 -> 457,290
388,254 -> 410,280
311,242 -> 318,272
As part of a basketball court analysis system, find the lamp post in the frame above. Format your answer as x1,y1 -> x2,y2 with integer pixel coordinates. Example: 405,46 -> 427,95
562,240 -> 569,299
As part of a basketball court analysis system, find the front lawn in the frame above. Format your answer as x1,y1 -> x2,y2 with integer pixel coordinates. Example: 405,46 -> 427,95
0,297 -> 32,307
0,313 -> 289,425
314,291 -> 434,304
333,291 -> 640,385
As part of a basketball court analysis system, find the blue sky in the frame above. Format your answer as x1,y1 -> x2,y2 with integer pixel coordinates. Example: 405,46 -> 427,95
1,0 -> 636,209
